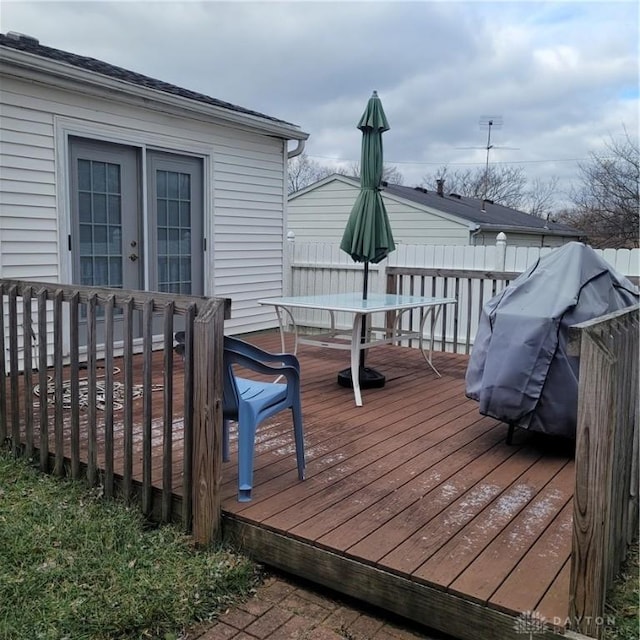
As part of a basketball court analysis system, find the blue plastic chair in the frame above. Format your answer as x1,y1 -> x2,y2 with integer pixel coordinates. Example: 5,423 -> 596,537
223,335 -> 305,502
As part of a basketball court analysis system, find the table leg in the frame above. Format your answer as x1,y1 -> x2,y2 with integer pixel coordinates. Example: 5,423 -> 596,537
271,306 -> 299,384
273,305 -> 299,354
419,304 -> 444,377
350,313 -> 363,406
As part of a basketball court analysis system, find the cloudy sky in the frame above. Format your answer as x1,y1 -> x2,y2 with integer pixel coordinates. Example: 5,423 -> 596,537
2,0 -> 638,209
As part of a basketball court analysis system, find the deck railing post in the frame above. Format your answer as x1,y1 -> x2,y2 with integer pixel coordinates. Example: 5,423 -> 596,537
495,232 -> 507,272
0,284 -> 6,443
569,305 -> 639,639
192,298 -> 226,545
285,230 -> 296,298
569,325 -> 615,639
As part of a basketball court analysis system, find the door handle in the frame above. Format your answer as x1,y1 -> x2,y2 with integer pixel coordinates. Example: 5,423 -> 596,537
129,253 -> 138,262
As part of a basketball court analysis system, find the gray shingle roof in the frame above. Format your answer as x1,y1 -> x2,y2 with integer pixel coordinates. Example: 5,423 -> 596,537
0,32 -> 296,127
381,182 -> 581,235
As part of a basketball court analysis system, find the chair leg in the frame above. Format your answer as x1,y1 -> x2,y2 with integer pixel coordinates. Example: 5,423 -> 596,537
237,405 -> 258,502
292,401 -> 305,481
223,419 -> 230,462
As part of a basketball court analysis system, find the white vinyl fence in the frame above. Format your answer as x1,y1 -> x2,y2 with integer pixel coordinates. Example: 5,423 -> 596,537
286,233 -> 639,353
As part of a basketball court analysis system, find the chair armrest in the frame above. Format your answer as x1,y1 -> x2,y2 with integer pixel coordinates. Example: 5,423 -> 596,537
225,336 -> 300,371
226,350 -> 301,405
226,349 -> 299,380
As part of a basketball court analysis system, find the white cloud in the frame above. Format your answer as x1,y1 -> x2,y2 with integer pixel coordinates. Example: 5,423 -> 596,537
1,0 -> 638,208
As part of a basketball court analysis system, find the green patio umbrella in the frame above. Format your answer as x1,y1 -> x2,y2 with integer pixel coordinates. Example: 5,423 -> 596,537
340,90 -> 395,276
338,90 -> 396,389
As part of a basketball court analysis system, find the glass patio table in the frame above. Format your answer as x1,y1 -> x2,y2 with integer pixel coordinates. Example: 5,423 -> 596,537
258,292 -> 457,406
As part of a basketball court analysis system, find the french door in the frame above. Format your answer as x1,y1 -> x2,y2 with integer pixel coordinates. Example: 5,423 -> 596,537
69,138 -> 204,342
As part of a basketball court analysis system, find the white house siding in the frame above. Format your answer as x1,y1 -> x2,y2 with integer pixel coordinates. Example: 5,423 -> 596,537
0,75 -> 289,338
0,100 -> 58,280
387,199 -> 470,245
288,178 -> 358,241
288,178 -> 470,245
205,132 -> 287,333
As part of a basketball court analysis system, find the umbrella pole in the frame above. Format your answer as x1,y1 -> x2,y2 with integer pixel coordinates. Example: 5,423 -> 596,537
337,259 -> 385,390
363,261 -> 369,299
360,262 -> 369,368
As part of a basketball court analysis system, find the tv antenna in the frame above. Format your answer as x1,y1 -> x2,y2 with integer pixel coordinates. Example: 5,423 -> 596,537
480,116 -> 502,206
478,116 -> 516,206
457,115 -> 518,208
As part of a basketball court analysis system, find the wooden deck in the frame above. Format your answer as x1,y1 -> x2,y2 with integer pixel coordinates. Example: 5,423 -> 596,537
218,333 -> 575,640
9,332 -> 575,640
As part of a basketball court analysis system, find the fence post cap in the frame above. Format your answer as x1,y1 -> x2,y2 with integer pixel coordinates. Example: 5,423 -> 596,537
287,231 -> 296,241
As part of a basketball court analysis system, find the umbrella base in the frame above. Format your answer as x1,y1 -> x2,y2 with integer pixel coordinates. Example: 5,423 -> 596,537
337,366 -> 386,389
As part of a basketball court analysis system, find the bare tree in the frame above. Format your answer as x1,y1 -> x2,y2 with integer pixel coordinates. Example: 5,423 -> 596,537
422,167 -> 561,218
559,131 -> 639,248
420,165 -> 527,209
338,162 -> 405,185
288,153 -> 334,194
289,153 -> 405,194
524,176 -> 559,219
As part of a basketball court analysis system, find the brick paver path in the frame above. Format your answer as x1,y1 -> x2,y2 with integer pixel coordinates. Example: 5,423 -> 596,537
192,571 -> 448,640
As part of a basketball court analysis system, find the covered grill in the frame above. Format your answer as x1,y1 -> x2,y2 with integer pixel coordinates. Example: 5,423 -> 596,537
465,242 -> 638,439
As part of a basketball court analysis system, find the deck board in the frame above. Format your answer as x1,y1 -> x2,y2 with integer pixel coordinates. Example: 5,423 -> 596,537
10,331 -> 574,640
488,501 -> 573,615
537,559 -> 572,627
289,418 -> 503,543
449,460 -> 575,603
355,445 -> 540,570
312,420 -> 506,548
415,455 -> 570,587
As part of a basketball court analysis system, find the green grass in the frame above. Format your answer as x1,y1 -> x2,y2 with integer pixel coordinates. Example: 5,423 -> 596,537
0,450 -> 259,640
2,448 -> 638,640
603,540 -> 639,640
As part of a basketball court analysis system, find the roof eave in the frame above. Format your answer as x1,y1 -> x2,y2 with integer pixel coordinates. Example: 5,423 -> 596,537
0,46 -> 309,141
475,223 -> 583,237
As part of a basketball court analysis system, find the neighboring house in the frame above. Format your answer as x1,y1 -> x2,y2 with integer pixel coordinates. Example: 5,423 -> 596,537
288,174 -> 583,247
0,31 -> 309,336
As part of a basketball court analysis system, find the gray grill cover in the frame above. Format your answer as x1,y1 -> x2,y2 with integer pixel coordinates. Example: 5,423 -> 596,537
465,242 -> 638,438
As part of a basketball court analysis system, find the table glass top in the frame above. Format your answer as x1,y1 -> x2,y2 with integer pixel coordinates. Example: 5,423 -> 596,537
258,292 -> 456,313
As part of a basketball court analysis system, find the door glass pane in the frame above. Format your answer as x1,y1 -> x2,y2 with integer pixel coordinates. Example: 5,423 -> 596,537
80,256 -> 93,285
156,169 -> 193,294
157,170 -> 167,197
94,224 -> 107,253
92,162 -> 106,192
180,202 -> 190,227
93,194 -> 107,223
179,174 -> 190,199
79,223 -> 93,253
78,160 -> 91,191
108,195 -> 121,224
79,192 -> 92,223
157,199 -> 167,227
168,200 -> 179,227
107,164 -> 120,192
167,172 -> 179,199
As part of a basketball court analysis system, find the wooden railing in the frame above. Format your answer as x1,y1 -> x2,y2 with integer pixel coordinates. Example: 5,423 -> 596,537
385,266 -> 521,353
0,279 -> 230,545
568,304 -> 639,638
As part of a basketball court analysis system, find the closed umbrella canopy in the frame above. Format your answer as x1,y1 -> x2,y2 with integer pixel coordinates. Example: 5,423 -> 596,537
340,90 -> 395,267
337,91 -> 395,390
